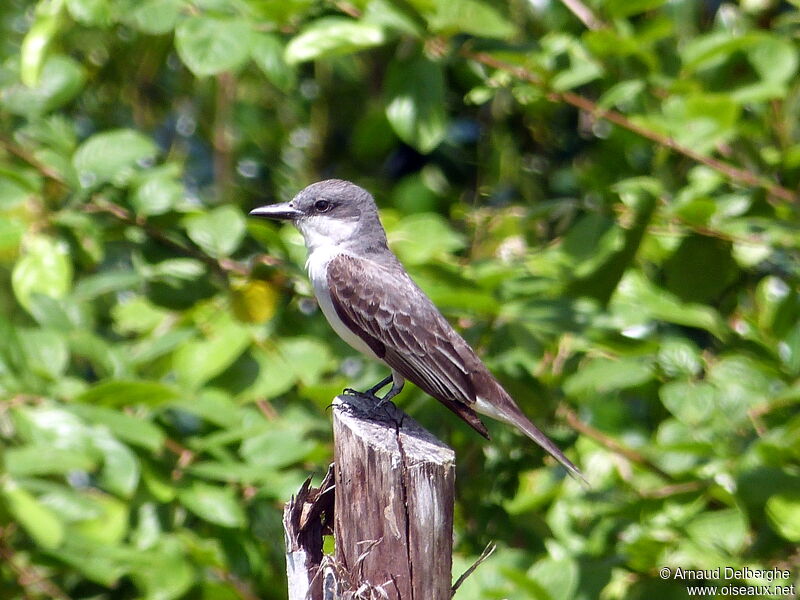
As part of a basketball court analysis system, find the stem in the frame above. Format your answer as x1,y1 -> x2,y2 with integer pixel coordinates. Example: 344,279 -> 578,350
463,50 -> 798,204
558,0 -> 605,30
81,198 -> 249,278
559,406 -> 675,481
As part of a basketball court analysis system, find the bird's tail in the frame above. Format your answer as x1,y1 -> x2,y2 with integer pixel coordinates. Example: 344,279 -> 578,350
474,387 -> 587,485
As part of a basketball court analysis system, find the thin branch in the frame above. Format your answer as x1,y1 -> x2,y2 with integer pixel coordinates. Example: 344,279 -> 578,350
748,390 -> 800,436
558,0 -> 605,30
0,135 -> 66,183
0,528 -> 72,600
463,50 -> 798,204
333,0 -> 361,18
451,541 -> 496,597
256,398 -> 279,420
81,199 -> 249,277
164,438 -> 196,480
558,406 -> 675,481
638,481 -> 707,499
4,132 -> 251,279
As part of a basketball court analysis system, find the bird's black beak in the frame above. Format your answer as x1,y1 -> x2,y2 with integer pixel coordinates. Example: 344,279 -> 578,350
249,202 -> 302,221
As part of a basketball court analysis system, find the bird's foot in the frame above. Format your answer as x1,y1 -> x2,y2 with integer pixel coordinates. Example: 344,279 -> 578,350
341,387 -> 393,409
339,387 -> 398,422
342,374 -> 394,405
341,387 -> 377,403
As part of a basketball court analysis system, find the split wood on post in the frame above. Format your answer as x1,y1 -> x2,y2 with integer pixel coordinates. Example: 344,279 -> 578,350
283,394 -> 456,599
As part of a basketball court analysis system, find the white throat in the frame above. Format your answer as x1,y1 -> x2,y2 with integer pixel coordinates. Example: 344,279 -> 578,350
296,215 -> 358,252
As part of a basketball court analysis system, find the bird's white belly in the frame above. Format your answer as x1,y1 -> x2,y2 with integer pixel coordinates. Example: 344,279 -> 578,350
306,245 -> 382,361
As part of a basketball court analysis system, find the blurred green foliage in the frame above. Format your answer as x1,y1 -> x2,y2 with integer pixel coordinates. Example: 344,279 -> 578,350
1,0 -> 799,598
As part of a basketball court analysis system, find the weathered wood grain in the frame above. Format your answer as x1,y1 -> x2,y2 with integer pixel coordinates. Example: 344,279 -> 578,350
332,394 -> 455,599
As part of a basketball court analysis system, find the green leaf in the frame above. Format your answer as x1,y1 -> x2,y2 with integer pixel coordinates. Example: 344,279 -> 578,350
680,31 -> 752,71
389,213 -> 465,264
657,338 -> 703,377
598,79 -> 645,110
4,445 -> 98,476
130,537 -> 195,600
542,34 -> 604,92
19,0 -> 64,87
38,487 -> 105,522
564,357 -> 654,398
765,492 -> 800,542
72,493 -> 129,545
12,405 -> 89,447
66,0 -> 111,26
747,36 -> 798,85
26,293 -> 78,330
251,33 -> 296,91
275,337 -> 333,386
363,0 -> 423,37
12,235 -> 73,315
73,129 -> 158,187
73,270 -> 142,300
183,205 -> 246,258
173,315 -> 251,388
385,53 -> 447,153
123,0 -> 182,34
239,428 -> 317,469
129,329 -> 195,365
0,224 -> 24,263
130,172 -> 184,216
178,482 -> 246,528
76,379 -> 182,407
611,271 -> 728,340
659,381 -> 716,426
427,0 -> 514,39
131,503 -> 161,550
1,481 -> 65,550
17,328 -> 69,379
148,258 -> 206,280
685,508 -> 748,554
249,346 -> 300,398
69,404 -> 165,452
141,462 -> 177,503
3,54 -> 85,117
111,296 -> 169,335
660,94 -> 740,154
525,556 -> 579,600
166,389 -> 241,428
285,17 -> 386,64
94,430 -> 140,498
175,16 -> 252,76
707,356 -> 780,422
43,536 -> 132,585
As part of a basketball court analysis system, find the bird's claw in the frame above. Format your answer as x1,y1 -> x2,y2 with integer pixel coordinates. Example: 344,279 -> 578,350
339,387 -> 396,416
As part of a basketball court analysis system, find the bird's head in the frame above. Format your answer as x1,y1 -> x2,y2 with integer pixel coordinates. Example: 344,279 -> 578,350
249,179 -> 386,251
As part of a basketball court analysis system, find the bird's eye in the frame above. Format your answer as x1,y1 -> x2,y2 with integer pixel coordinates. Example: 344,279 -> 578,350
314,199 -> 332,212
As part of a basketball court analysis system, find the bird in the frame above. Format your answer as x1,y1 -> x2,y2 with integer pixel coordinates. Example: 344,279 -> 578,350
249,179 -> 583,481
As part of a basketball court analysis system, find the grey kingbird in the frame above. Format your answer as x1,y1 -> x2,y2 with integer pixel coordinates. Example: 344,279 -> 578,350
250,179 -> 582,480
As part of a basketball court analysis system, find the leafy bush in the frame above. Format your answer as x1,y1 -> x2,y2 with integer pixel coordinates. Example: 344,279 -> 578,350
1,0 -> 799,598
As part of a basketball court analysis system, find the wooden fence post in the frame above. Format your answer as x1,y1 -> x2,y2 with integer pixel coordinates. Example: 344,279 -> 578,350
283,394 -> 456,599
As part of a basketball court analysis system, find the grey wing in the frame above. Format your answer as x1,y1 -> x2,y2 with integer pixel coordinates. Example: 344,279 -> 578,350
327,253 -> 490,437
